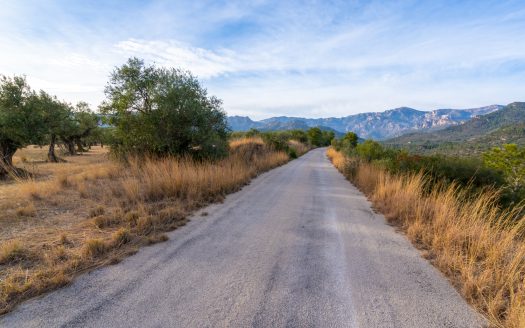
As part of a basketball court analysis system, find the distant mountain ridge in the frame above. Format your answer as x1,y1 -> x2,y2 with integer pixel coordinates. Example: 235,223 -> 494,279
384,102 -> 525,155
228,105 -> 502,140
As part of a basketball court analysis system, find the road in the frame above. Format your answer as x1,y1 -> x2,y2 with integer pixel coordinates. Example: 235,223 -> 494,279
1,148 -> 485,328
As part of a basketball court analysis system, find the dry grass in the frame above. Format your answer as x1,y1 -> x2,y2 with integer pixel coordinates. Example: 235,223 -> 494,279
0,141 -> 296,315
288,139 -> 310,156
327,147 -> 525,328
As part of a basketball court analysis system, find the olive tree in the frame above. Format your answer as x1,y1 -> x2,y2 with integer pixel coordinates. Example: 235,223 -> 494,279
101,58 -> 229,159
0,75 -> 46,175
59,102 -> 99,155
38,91 -> 72,162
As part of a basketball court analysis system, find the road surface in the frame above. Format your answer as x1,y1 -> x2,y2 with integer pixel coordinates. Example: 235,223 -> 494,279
1,148 -> 485,327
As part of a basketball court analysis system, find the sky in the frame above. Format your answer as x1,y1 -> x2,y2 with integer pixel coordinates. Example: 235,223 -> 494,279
0,0 -> 524,120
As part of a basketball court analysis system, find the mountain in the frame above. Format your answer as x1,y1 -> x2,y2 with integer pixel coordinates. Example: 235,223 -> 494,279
227,116 -> 264,131
227,105 -> 502,140
384,102 -> 525,155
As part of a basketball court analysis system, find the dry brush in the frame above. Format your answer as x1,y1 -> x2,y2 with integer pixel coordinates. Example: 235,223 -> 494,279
0,137 -> 294,315
327,147 -> 525,328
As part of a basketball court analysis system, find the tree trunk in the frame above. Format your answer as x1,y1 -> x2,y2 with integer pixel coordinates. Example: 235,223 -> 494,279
76,139 -> 86,153
48,134 -> 59,162
65,140 -> 77,156
0,140 -> 17,176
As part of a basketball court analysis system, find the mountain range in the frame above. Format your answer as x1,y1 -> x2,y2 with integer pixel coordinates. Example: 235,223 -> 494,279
227,105 -> 503,140
384,102 -> 525,155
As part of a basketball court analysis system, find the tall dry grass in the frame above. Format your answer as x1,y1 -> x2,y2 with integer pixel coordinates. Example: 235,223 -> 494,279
327,147 -> 525,327
0,140 -> 292,315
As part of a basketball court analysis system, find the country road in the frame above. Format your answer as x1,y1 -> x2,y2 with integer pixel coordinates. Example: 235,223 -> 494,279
1,148 -> 485,328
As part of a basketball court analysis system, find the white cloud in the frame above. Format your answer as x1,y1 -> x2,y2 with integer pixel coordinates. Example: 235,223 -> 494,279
115,39 -> 238,78
0,0 -> 524,118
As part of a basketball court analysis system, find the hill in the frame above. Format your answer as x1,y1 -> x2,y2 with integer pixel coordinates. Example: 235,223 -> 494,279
227,105 -> 502,139
385,102 -> 525,155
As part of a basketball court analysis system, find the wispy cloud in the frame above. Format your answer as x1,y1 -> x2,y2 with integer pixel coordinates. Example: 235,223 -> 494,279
0,0 -> 524,118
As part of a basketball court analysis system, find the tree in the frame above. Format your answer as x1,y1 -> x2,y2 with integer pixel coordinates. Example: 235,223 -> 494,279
483,144 -> 525,196
38,91 -> 71,162
101,57 -> 229,159
307,127 -> 323,147
343,132 -> 358,148
290,129 -> 308,143
321,130 -> 335,146
245,128 -> 260,137
59,102 -> 99,156
0,75 -> 46,175
356,139 -> 384,162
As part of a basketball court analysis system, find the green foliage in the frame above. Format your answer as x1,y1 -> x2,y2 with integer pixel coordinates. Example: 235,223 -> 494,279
483,144 -> 525,200
307,127 -> 323,146
343,132 -> 358,147
261,132 -> 289,152
101,57 -> 229,160
307,127 -> 334,147
332,131 -> 359,154
0,75 -> 46,171
356,140 -> 385,162
245,128 -> 260,137
290,129 -> 308,143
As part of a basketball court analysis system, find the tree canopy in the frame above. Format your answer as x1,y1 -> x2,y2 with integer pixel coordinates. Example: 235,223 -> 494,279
101,58 -> 229,159
0,76 -> 46,173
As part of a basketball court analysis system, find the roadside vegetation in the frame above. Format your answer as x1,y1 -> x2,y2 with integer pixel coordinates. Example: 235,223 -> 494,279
0,58 -> 310,314
329,133 -> 525,327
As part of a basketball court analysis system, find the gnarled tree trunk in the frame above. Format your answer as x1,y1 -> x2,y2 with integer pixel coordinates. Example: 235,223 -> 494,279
47,134 -> 59,162
0,139 -> 18,176
76,139 -> 86,153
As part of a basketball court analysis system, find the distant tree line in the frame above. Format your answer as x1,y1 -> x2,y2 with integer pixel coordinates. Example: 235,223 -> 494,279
232,127 -> 335,148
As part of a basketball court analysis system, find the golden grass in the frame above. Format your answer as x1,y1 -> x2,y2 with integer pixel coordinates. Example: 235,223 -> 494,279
0,141 -> 297,315
327,147 -> 525,328
288,139 -> 310,156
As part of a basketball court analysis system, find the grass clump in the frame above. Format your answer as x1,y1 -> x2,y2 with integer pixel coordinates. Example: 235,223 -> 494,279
16,203 -> 36,217
0,240 -> 34,265
82,239 -> 108,259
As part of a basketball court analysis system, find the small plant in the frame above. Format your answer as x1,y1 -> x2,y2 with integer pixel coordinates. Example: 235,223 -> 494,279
16,203 -> 36,217
82,239 -> 107,258
112,228 -> 132,247
0,240 -> 32,265
88,205 -> 105,218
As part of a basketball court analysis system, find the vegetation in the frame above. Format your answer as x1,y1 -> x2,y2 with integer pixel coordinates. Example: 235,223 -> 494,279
101,57 -> 229,160
327,148 -> 525,328
332,132 -> 525,206
232,127 -> 333,152
484,144 -> 525,201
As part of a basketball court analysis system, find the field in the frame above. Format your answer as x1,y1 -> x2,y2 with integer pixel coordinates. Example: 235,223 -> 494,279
0,138 -> 300,315
327,148 -> 525,328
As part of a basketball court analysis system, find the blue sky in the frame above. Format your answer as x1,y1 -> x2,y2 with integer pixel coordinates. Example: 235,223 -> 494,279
0,0 -> 524,119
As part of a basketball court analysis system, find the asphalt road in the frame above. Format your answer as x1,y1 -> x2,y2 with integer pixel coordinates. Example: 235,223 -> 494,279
1,148 -> 486,328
